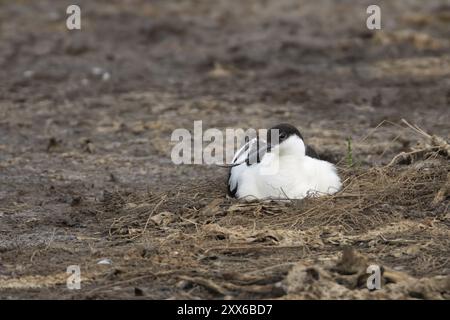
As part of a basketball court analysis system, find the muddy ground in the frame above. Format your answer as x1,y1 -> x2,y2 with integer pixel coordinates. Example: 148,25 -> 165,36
0,0 -> 449,299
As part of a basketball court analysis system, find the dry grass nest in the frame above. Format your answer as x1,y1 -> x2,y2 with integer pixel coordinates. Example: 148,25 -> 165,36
100,120 -> 449,239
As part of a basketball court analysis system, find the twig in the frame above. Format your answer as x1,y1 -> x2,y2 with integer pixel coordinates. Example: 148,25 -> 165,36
30,228 -> 57,262
140,196 -> 167,236
178,276 -> 231,295
204,245 -> 306,255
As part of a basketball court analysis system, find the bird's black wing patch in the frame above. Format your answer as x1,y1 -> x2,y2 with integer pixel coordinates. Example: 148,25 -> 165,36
227,170 -> 238,198
306,145 -> 320,160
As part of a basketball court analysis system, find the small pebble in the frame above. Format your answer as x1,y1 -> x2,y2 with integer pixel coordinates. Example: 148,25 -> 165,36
23,70 -> 34,78
91,67 -> 103,76
102,72 -> 111,81
97,258 -> 113,265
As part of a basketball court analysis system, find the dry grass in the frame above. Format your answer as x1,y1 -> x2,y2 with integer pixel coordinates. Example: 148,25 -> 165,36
2,122 -> 446,299
85,126 -> 450,299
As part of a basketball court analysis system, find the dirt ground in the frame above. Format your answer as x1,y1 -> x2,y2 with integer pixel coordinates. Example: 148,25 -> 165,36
0,0 -> 449,299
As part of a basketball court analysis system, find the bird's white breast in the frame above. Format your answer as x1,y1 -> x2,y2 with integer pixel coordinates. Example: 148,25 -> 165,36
229,151 -> 341,200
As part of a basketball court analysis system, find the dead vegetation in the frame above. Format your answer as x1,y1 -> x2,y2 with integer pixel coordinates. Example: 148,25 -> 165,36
0,0 -> 449,300
72,127 -> 449,299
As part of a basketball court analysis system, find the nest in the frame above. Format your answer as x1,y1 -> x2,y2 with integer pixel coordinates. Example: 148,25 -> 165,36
101,146 -> 449,240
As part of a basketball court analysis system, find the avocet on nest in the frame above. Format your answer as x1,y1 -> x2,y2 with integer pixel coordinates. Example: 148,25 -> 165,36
227,124 -> 342,200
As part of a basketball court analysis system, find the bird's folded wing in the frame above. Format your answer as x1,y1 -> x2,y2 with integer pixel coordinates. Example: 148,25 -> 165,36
232,137 -> 269,166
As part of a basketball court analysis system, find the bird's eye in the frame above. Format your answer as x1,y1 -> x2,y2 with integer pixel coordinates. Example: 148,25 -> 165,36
279,132 -> 287,140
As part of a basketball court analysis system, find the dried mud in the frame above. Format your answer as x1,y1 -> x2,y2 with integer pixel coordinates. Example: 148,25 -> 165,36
0,0 -> 449,299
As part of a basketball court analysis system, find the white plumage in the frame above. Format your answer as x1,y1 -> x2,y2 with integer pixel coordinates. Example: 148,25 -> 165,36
228,124 -> 342,200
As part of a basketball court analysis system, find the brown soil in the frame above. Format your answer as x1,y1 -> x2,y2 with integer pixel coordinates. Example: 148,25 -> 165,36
0,0 -> 449,299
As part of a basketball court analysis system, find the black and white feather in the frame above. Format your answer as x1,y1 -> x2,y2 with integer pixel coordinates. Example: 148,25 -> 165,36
227,123 -> 341,200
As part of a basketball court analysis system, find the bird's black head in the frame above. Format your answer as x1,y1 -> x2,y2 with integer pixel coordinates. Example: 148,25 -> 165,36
267,123 -> 303,146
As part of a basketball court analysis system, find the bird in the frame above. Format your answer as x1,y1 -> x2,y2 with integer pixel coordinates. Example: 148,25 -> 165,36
227,123 -> 342,200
